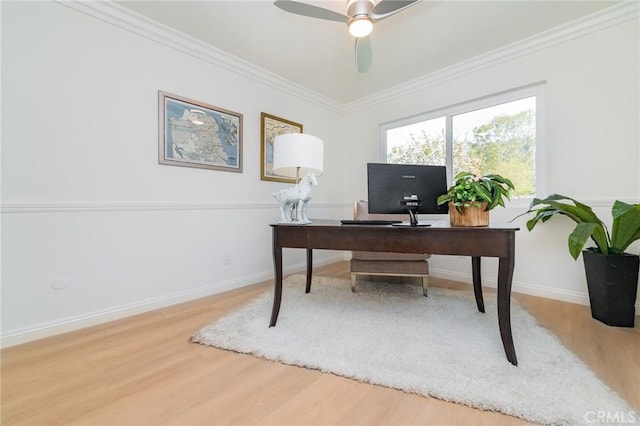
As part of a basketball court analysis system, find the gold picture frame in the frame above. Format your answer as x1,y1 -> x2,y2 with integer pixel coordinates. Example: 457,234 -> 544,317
260,112 -> 303,183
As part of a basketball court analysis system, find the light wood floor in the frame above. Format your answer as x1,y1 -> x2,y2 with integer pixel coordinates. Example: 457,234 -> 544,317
2,261 -> 638,425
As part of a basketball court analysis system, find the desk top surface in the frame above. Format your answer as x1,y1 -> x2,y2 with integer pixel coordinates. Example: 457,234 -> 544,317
271,219 -> 519,231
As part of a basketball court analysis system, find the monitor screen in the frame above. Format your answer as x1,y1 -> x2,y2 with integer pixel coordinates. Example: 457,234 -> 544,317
367,163 -> 449,217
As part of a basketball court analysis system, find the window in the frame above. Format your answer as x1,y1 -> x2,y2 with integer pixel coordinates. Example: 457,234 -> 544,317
381,84 -> 544,200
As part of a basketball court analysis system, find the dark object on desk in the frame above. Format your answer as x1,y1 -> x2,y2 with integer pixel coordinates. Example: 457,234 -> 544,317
340,219 -> 402,225
367,163 -> 448,226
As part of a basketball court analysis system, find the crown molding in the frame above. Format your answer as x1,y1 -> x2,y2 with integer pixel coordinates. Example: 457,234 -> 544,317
53,0 -> 639,115
58,0 -> 342,113
343,1 -> 639,113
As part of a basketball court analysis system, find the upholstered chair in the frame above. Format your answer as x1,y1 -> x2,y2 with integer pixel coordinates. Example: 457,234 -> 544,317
350,200 -> 431,296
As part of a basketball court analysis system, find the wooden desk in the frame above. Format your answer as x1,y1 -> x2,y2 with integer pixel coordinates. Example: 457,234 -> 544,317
269,220 -> 520,365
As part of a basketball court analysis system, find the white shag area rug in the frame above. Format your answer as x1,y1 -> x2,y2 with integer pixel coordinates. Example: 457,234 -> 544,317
192,275 -> 635,425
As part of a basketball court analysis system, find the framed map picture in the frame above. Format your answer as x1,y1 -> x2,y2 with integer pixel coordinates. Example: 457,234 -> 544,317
260,112 -> 303,183
159,91 -> 243,172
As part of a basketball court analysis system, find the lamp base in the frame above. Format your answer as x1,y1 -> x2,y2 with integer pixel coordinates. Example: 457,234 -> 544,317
272,174 -> 318,224
277,219 -> 312,225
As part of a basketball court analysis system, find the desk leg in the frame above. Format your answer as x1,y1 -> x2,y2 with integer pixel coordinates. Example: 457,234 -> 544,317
497,255 -> 517,366
471,256 -> 485,313
269,228 -> 283,327
305,249 -> 313,293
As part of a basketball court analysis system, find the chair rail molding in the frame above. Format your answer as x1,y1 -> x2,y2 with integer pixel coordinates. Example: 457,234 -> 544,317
0,199 -> 631,215
0,201 -> 349,214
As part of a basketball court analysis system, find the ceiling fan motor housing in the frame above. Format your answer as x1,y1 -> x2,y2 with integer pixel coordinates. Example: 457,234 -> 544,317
347,0 -> 375,19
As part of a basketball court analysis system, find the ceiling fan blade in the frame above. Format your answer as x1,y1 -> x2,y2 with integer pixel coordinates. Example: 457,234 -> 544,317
274,1 -> 348,23
355,36 -> 372,73
370,0 -> 420,21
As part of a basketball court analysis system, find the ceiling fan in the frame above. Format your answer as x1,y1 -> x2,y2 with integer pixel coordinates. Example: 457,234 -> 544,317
274,0 -> 421,73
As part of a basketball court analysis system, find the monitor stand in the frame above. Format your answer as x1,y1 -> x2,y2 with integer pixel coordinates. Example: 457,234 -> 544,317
391,208 -> 431,227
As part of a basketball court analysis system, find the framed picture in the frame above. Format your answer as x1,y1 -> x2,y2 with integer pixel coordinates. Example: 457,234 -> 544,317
159,91 -> 243,172
260,112 -> 303,183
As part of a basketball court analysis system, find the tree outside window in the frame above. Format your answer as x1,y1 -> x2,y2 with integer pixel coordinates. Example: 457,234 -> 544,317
384,94 -> 537,199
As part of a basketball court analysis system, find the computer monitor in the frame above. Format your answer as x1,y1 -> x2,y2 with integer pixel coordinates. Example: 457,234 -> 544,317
367,163 -> 448,226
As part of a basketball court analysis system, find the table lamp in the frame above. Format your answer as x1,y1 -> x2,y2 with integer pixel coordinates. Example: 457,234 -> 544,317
272,133 -> 324,224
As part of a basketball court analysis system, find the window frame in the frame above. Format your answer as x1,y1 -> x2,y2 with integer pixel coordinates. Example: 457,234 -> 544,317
380,83 -> 546,207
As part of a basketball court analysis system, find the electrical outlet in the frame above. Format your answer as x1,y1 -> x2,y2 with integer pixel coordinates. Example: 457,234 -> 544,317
223,254 -> 232,265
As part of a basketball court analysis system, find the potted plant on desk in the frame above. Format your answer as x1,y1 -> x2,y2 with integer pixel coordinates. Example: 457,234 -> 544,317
437,171 -> 515,227
515,194 -> 640,327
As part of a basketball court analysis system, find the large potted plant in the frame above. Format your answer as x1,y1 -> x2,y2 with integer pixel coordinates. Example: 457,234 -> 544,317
516,194 -> 640,327
437,171 -> 515,226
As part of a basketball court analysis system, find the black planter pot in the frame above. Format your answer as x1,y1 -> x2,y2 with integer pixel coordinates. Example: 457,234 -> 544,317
583,250 -> 639,327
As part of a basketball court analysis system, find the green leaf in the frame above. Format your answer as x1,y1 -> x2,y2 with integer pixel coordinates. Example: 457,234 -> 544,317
487,187 -> 501,210
611,201 -> 640,252
568,222 -> 599,260
534,195 -> 604,226
512,194 -> 612,257
472,182 -> 492,203
483,174 -> 515,190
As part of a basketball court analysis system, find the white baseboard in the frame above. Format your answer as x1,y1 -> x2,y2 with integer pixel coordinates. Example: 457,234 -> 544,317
429,267 -> 591,306
339,256 -> 597,307
3,255 -> 635,348
430,267 -> 640,311
0,254 -> 345,348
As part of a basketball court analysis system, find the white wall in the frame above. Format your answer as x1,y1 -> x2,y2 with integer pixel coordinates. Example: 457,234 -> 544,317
341,5 -> 640,306
0,1 -> 346,345
2,1 -> 639,346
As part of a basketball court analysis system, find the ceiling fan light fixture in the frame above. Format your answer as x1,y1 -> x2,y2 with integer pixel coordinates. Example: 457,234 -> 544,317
348,16 -> 373,38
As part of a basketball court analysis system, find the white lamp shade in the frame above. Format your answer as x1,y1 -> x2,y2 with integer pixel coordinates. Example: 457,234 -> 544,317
272,133 -> 324,178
